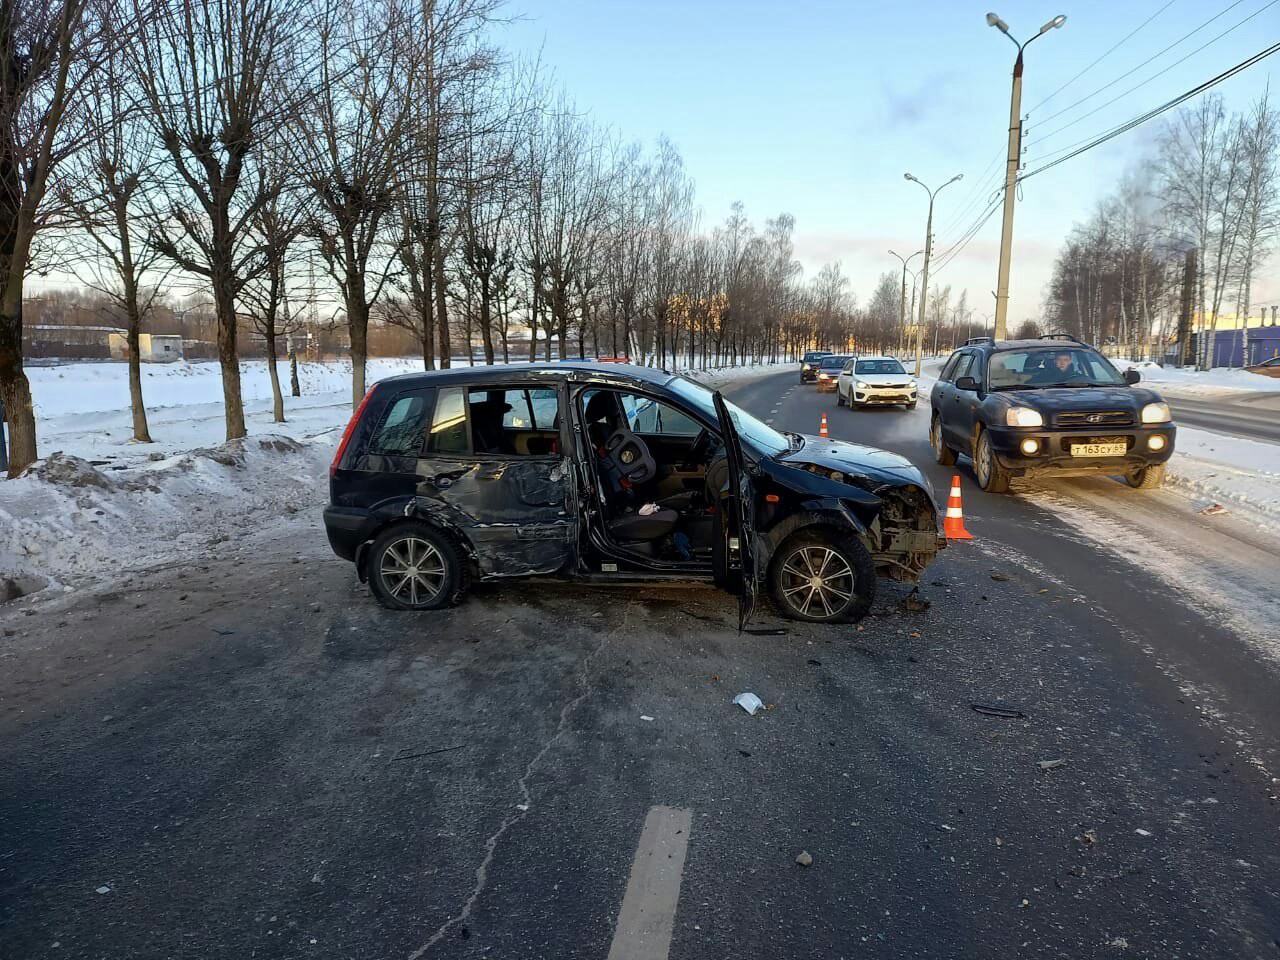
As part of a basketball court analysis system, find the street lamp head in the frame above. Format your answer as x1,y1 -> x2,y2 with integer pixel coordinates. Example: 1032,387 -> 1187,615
986,11 -> 1010,33
904,172 -> 916,182
1039,14 -> 1066,33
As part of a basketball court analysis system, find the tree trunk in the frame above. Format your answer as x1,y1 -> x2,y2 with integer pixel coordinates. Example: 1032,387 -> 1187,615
212,282 -> 247,440
348,296 -> 369,405
125,319 -> 153,442
266,332 -> 285,423
289,349 -> 300,396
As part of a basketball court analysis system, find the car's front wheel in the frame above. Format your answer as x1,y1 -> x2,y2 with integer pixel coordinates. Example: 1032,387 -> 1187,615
974,428 -> 1012,494
769,532 -> 876,623
931,415 -> 956,466
836,389 -> 846,406
368,521 -> 468,610
1125,463 -> 1166,489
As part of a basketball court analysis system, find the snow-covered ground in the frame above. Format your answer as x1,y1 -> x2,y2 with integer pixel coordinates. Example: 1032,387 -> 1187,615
1,356 -> 789,596
1111,359 -> 1280,398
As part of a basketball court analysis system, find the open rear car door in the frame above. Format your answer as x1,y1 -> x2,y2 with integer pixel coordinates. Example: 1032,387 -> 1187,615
712,391 -> 759,630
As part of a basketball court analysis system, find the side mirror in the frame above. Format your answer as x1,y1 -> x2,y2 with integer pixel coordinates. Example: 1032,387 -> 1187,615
1123,369 -> 1140,384
955,376 -> 980,392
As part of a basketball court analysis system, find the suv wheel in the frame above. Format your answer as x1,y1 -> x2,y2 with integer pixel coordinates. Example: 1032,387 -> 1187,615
368,521 -> 467,610
930,415 -> 956,466
974,428 -> 1011,494
769,532 -> 875,623
837,389 -> 846,407
1125,463 -> 1166,489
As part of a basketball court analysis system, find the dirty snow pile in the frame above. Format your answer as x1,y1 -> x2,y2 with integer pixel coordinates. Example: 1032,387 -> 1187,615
1163,429 -> 1280,524
0,435 -> 335,596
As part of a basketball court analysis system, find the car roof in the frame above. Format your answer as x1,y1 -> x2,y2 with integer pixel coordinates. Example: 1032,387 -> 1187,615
372,360 -> 682,392
962,337 -> 1096,353
819,353 -> 852,362
854,355 -> 901,362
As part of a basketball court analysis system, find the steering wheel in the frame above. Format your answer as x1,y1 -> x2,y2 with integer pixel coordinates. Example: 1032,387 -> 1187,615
603,428 -> 657,484
681,428 -> 716,470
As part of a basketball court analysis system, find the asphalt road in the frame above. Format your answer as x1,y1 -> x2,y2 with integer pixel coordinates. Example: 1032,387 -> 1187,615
2,370 -> 1279,960
1165,390 -> 1280,444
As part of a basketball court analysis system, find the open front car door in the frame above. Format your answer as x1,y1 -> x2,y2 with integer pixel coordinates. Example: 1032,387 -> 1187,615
712,390 -> 759,631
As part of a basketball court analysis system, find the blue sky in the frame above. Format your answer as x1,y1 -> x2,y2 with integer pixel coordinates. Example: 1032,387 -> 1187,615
504,0 -> 1280,323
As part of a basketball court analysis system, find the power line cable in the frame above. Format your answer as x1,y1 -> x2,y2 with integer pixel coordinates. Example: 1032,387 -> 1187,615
1020,41 -> 1280,182
1031,0 -> 1250,130
1026,0 -> 1181,115
1029,0 -> 1278,151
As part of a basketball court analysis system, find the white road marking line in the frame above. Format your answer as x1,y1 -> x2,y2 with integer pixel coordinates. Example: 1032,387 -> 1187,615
606,805 -> 693,960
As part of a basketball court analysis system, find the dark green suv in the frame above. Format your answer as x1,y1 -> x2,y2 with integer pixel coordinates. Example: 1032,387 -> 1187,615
929,336 -> 1176,493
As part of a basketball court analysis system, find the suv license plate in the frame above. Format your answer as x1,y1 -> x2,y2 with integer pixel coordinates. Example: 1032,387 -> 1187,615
1071,442 -> 1126,457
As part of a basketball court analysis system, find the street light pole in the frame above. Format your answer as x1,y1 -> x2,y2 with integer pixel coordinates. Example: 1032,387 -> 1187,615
905,172 -> 963,377
889,248 -> 922,359
988,11 -> 1066,342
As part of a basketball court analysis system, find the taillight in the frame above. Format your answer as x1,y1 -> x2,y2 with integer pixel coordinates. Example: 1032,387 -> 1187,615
331,386 -> 376,476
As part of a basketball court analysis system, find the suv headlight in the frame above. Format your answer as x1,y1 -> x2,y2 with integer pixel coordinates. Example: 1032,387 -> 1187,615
856,380 -> 869,389
802,363 -> 811,371
1141,402 -> 1171,424
1006,406 -> 1044,428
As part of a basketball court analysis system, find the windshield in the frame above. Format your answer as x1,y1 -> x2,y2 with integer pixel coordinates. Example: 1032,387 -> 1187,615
819,355 -> 850,369
803,351 -> 830,362
667,377 -> 791,457
856,359 -> 906,375
988,348 -> 1126,390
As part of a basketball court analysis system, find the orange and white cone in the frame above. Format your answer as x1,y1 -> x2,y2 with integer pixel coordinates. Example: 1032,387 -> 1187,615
943,474 -> 974,540
819,413 -> 829,438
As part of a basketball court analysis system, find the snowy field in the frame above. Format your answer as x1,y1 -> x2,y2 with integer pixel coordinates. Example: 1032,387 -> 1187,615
2,356 -> 788,595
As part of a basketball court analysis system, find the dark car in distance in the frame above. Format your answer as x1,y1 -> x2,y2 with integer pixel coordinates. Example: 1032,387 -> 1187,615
800,350 -> 832,383
325,362 -> 944,624
929,336 -> 1175,493
813,354 -> 853,393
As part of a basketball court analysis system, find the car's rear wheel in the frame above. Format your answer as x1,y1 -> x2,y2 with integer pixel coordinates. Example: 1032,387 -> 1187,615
769,532 -> 875,624
930,415 -> 957,466
974,428 -> 1011,494
368,522 -> 467,610
1125,463 -> 1166,489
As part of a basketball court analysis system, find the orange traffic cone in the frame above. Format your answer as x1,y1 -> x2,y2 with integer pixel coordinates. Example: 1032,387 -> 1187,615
943,474 -> 974,540
819,413 -> 829,438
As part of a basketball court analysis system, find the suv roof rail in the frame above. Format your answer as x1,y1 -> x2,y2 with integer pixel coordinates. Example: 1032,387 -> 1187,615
1040,332 -> 1085,344
964,336 -> 995,346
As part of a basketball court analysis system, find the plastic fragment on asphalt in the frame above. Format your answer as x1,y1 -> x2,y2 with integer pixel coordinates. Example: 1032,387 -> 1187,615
971,703 -> 1026,719
640,715 -> 655,722
1135,828 -> 1152,836
95,886 -> 110,895
795,850 -> 813,867
1037,759 -> 1066,771
516,804 -> 529,811
733,693 -> 764,716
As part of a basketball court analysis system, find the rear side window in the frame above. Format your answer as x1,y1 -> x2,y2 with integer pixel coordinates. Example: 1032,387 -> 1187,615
952,353 -> 975,381
427,387 -> 469,454
368,392 -> 432,457
940,353 -> 961,381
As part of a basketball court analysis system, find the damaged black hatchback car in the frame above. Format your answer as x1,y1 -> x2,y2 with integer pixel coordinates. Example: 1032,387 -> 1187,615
324,363 -> 944,624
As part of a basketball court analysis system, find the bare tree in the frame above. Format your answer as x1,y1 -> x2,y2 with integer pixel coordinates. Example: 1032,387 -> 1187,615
0,0 -> 110,474
59,37 -> 170,443
127,0 -> 311,440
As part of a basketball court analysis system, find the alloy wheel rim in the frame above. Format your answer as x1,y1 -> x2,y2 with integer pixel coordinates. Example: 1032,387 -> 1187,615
380,537 -> 446,606
779,546 -> 856,619
977,435 -> 991,485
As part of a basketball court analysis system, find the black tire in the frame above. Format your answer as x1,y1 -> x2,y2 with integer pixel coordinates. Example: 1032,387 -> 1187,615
1126,463 -> 1166,489
367,521 -> 468,611
974,428 -> 1011,494
769,531 -> 876,624
837,390 -> 846,407
930,415 -> 957,466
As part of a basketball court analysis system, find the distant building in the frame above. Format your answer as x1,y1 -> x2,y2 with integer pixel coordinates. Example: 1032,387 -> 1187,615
1186,326 -> 1280,367
107,332 -> 184,363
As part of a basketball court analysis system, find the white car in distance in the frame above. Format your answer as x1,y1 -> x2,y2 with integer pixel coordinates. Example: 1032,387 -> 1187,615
837,356 -> 918,409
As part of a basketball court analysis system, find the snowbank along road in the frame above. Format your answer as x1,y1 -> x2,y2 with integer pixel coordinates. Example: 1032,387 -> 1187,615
1,365 -> 1279,959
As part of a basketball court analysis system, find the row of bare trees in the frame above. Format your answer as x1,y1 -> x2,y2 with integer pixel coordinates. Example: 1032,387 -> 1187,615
1042,92 -> 1279,365
2,0 -> 885,478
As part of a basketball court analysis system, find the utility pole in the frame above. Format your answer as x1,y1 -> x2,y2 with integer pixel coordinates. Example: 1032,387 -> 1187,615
905,173 -> 963,376
988,11 -> 1067,341
889,249 -> 922,359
